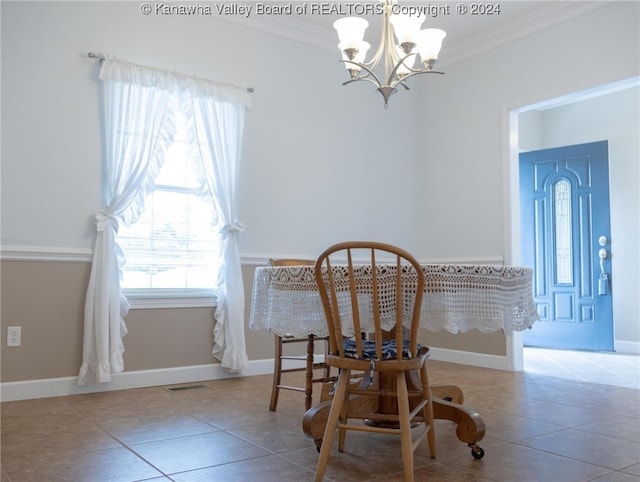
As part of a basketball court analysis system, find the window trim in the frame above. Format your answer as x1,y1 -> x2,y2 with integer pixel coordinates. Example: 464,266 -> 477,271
124,288 -> 217,309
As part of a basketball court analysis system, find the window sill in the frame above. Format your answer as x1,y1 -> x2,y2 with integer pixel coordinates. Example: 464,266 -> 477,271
124,289 -> 217,309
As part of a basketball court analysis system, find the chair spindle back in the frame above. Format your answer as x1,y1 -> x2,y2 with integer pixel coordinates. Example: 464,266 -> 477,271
314,241 -> 425,361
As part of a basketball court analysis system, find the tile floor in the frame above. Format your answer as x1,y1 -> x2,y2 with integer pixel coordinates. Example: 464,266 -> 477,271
524,347 -> 640,390
1,351 -> 639,481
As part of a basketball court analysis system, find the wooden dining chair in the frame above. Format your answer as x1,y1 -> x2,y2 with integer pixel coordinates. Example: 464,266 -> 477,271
313,241 -> 436,482
268,258 -> 336,412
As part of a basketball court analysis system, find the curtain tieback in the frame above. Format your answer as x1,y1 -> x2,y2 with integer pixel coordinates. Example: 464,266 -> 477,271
96,211 -> 119,232
220,221 -> 245,239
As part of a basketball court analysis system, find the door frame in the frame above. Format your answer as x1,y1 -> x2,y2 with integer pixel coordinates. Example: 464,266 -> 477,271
504,78 -> 637,370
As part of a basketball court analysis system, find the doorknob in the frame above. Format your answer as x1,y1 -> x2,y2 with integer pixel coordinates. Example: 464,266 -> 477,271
598,237 -> 610,295
599,247 -> 608,261
599,247 -> 608,274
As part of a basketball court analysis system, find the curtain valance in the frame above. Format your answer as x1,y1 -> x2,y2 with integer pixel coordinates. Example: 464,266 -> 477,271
99,56 -> 252,107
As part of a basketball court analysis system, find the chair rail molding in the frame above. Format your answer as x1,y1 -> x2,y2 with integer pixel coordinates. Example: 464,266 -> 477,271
3,247 -> 506,267
1,245 -> 93,263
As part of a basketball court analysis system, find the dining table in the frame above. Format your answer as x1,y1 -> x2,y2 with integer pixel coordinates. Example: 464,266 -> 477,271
249,262 -> 539,458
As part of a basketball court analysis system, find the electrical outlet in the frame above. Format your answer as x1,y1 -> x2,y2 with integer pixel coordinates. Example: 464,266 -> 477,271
7,326 -> 21,347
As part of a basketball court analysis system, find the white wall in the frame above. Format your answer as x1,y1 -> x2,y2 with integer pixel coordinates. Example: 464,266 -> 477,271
0,1 -> 421,259
5,2 -> 636,264
413,1 -> 639,349
415,1 -> 639,262
2,1 -> 638,365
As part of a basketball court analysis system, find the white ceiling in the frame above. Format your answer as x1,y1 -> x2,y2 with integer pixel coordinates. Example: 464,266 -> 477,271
223,1 -> 610,66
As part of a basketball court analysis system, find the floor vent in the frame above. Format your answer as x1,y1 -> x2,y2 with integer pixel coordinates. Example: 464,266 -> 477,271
164,384 -> 209,392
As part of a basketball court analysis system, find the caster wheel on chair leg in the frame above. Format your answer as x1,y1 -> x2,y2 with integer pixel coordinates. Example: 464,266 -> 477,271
470,445 -> 485,459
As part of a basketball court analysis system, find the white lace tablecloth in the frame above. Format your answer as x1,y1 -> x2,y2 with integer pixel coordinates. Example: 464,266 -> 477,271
249,264 -> 538,337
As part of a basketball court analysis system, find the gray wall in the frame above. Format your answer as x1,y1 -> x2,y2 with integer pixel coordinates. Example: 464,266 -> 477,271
0,1 -> 421,255
413,1 -> 639,354
2,1 -> 638,388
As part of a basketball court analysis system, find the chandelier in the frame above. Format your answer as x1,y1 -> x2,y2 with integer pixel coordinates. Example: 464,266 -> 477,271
333,0 -> 446,108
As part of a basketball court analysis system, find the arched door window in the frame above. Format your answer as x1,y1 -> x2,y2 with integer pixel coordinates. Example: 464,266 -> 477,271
554,178 -> 573,284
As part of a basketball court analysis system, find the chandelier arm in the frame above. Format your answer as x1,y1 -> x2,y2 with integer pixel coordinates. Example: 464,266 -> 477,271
367,33 -> 387,71
408,69 -> 445,78
385,52 -> 418,87
342,77 -> 385,88
339,60 -> 384,88
390,69 -> 445,88
365,0 -> 395,76
405,64 -> 446,75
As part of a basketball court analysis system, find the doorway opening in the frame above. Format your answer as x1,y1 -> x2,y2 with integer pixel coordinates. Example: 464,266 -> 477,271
507,77 -> 640,374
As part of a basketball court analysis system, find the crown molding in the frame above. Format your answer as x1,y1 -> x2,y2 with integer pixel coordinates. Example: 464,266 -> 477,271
439,1 -> 612,67
218,1 -> 611,64
216,12 -> 336,51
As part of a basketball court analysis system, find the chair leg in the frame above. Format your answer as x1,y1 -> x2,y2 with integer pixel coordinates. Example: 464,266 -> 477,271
425,393 -> 436,459
397,371 -> 415,482
337,385 -> 349,452
269,335 -> 283,412
421,365 -> 437,458
322,337 -> 331,380
305,335 -> 315,411
315,369 -> 350,482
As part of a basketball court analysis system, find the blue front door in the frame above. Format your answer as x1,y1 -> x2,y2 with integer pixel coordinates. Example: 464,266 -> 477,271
520,141 -> 614,351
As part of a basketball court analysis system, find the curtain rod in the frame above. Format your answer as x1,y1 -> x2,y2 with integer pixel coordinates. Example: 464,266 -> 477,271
87,52 -> 254,93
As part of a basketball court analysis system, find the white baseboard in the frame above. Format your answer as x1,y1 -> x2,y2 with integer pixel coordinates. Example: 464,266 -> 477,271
0,360 -> 274,402
429,347 -> 511,371
0,351 -> 505,402
615,340 -> 640,354
4,343 -> 635,403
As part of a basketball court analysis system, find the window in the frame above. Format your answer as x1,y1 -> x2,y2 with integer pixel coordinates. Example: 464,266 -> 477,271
553,178 -> 573,285
117,109 -> 220,306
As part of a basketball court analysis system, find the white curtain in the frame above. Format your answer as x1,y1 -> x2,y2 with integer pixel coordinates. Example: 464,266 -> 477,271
79,57 -> 251,384
78,58 -> 175,385
184,92 -> 249,371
